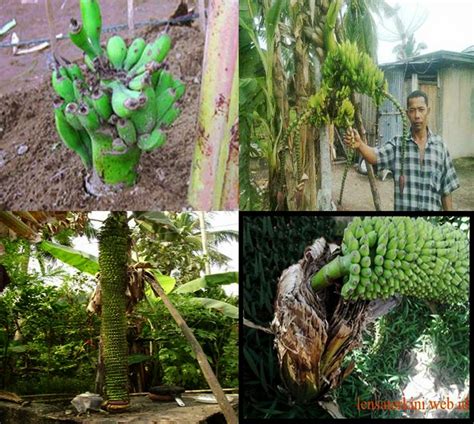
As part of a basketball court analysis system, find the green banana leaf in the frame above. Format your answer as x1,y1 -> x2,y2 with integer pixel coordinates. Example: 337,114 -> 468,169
174,271 -> 238,294
188,297 -> 238,319
151,270 -> 176,294
39,240 -> 99,275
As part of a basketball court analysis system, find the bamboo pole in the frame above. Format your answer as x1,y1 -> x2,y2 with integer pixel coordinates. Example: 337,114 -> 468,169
147,277 -> 238,424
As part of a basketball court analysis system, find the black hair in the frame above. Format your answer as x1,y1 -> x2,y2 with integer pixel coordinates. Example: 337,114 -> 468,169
407,90 -> 428,107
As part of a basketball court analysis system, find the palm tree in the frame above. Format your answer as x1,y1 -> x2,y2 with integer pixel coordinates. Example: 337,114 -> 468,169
392,33 -> 427,60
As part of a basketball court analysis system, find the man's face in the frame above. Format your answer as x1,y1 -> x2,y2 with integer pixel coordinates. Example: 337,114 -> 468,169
406,96 -> 430,130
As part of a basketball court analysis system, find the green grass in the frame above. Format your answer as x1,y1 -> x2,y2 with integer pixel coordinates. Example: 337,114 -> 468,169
334,298 -> 470,418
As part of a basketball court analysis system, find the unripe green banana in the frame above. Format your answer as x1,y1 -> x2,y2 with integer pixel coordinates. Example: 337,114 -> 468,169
128,71 -> 152,91
79,129 -> 92,158
130,87 -> 157,135
58,66 -> 70,79
64,102 -> 83,130
72,79 -> 85,101
123,37 -> 146,71
137,127 -> 166,152
54,105 -> 91,168
129,33 -> 172,75
172,79 -> 186,101
79,0 -> 102,55
106,35 -> 127,69
67,63 -> 85,81
155,69 -> 174,96
110,82 -> 143,118
159,106 -> 180,127
91,89 -> 112,121
69,18 -> 100,58
155,88 -> 177,122
52,70 -> 76,102
77,103 -> 100,131
116,118 -> 137,146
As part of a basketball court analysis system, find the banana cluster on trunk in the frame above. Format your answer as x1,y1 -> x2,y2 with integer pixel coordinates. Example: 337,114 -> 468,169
98,212 -> 130,410
312,217 -> 469,303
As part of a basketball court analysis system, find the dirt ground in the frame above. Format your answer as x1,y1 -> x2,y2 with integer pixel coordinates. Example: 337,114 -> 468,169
0,393 -> 237,423
0,0 -> 203,210
333,157 -> 474,211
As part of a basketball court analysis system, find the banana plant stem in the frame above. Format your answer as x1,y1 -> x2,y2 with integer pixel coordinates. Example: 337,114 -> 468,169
310,254 -> 352,290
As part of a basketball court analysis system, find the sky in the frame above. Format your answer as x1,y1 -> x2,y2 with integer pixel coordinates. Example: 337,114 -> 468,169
72,211 -> 239,295
375,0 -> 474,64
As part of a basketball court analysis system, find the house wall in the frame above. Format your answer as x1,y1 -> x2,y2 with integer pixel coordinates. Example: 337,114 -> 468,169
439,65 -> 474,158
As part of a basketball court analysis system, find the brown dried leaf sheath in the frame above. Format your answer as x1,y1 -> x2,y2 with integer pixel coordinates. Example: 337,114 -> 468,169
271,237 -> 370,403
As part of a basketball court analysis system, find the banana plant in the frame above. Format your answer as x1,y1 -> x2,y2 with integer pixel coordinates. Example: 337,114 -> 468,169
52,0 -> 185,192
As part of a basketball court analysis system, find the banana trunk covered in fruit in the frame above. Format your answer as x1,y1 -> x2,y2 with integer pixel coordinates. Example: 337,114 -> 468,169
52,0 -> 185,188
311,217 -> 469,304
98,212 -> 130,411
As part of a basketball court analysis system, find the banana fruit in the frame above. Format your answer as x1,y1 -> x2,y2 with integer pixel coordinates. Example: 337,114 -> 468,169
129,33 -> 172,75
69,19 -> 100,59
79,0 -> 102,55
107,35 -> 127,69
91,89 -> 112,120
110,82 -> 143,118
54,104 -> 91,168
130,87 -> 157,135
137,127 -> 166,152
123,37 -> 146,71
52,70 -> 76,102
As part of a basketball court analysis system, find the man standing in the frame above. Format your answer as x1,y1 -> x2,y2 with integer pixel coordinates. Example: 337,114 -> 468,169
344,90 -> 459,211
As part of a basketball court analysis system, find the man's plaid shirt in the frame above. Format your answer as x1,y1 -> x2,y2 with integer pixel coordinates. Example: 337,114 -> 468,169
375,129 -> 460,211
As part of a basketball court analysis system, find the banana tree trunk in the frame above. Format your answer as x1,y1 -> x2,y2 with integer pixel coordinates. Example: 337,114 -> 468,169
98,212 -> 130,410
317,125 -> 333,210
188,0 -> 238,210
289,6 -> 315,210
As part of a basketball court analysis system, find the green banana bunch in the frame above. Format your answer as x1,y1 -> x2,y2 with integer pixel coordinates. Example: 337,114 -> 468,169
311,217 -> 469,304
52,0 -> 184,188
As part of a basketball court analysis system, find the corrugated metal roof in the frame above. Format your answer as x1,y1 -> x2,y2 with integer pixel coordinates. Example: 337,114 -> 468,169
380,50 -> 474,69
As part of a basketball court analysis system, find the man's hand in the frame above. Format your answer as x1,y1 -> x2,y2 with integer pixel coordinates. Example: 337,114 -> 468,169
343,127 -> 377,165
343,128 -> 363,149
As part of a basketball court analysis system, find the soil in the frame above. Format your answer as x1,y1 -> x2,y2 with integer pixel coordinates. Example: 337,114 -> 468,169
0,393 -> 237,423
0,0 -> 203,210
332,158 -> 474,211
